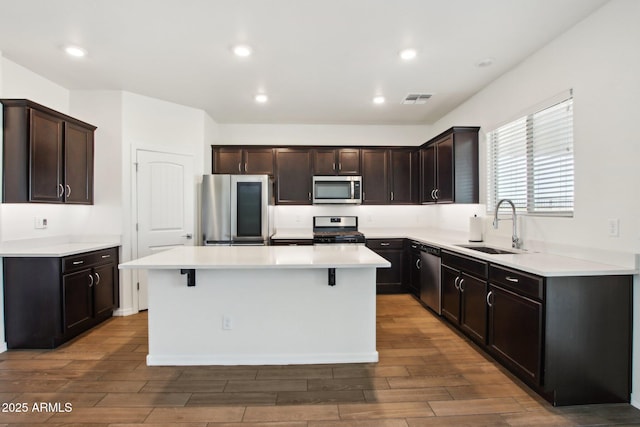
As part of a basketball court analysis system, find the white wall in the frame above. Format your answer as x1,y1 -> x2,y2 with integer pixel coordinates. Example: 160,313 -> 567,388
424,0 -> 640,406
218,123 -> 430,147
428,0 -> 640,259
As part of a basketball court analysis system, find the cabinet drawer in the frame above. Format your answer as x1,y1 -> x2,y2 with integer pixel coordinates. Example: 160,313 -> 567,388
441,250 -> 488,279
62,247 -> 118,273
366,239 -> 404,250
271,239 -> 313,246
489,264 -> 543,300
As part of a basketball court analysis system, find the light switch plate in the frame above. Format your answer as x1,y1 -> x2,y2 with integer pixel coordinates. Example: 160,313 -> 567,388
607,218 -> 619,237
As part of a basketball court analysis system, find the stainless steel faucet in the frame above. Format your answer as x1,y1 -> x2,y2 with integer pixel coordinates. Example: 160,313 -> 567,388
493,199 -> 522,249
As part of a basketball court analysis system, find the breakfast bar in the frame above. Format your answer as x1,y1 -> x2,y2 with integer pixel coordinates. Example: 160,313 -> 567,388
119,245 -> 390,366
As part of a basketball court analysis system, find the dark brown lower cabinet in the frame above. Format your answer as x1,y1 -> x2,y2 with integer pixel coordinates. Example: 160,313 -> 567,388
487,283 -> 542,384
3,247 -> 119,348
366,238 -> 405,294
439,252 -> 631,406
441,251 -> 487,345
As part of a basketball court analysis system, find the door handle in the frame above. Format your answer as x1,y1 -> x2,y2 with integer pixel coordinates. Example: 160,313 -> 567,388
182,234 -> 193,239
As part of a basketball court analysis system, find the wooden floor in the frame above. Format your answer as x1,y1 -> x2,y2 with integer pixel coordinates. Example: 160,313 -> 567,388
1,294 -> 639,426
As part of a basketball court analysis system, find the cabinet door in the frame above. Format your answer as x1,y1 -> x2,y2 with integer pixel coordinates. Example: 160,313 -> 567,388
337,149 -> 360,175
64,122 -> 94,204
441,265 -> 460,324
374,249 -> 404,293
361,149 -> 389,204
312,149 -> 337,175
30,109 -> 64,202
459,273 -> 487,344
93,263 -> 116,317
488,284 -> 542,385
275,149 -> 312,204
213,148 -> 243,174
62,269 -> 93,332
389,149 -> 415,204
409,248 -> 421,297
244,148 -> 274,175
420,145 -> 436,203
435,136 -> 454,203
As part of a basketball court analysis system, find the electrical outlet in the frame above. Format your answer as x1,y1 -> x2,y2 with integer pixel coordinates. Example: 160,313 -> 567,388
222,315 -> 233,330
607,218 -> 619,237
34,217 -> 48,229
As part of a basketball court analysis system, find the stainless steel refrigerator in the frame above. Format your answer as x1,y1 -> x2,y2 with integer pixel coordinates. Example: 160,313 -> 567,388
201,174 -> 273,245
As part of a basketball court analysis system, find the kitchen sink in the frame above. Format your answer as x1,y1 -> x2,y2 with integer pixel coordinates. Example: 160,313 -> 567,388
456,244 -> 518,255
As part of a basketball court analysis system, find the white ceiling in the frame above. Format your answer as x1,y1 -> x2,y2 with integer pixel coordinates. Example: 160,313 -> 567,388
0,0 -> 607,125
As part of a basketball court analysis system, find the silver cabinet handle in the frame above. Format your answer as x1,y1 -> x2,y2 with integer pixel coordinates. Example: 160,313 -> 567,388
332,162 -> 336,171
431,189 -> 436,200
58,184 -> 65,198
459,278 -> 465,292
73,260 -> 84,265
390,191 -> 394,201
506,276 -> 519,283
66,184 -> 71,198
434,188 -> 439,200
88,274 -> 94,287
380,242 -> 390,247
238,162 -> 242,173
338,163 -> 342,171
416,259 -> 421,269
244,162 -> 247,173
362,191 -> 366,201
308,192 -> 311,201
101,254 -> 111,259
454,276 -> 461,290
95,272 -> 100,285
182,234 -> 193,239
486,290 -> 494,307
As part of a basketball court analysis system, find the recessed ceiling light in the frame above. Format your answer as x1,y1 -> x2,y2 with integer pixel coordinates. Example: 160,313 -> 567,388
255,94 -> 268,103
373,96 -> 386,105
232,44 -> 253,57
64,45 -> 87,58
476,57 -> 494,68
399,48 -> 417,61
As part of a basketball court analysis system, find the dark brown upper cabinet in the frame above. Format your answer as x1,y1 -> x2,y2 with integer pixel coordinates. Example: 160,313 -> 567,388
420,127 -> 479,204
274,148 -> 313,205
361,148 -> 418,204
212,147 -> 274,175
312,148 -> 360,175
1,99 -> 95,204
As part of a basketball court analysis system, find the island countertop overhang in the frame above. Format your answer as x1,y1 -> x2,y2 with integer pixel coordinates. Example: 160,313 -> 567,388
119,245 -> 391,270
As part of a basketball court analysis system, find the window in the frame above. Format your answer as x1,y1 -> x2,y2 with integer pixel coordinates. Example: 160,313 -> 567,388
487,94 -> 574,216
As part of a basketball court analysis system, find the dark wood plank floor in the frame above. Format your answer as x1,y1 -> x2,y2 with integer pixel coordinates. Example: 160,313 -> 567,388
1,294 -> 639,426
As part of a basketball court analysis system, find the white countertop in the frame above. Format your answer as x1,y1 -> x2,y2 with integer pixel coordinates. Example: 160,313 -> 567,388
272,227 -> 637,277
0,240 -> 120,257
119,245 -> 391,270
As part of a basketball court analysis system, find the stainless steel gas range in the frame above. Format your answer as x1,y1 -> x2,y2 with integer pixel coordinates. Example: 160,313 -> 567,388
312,216 -> 365,244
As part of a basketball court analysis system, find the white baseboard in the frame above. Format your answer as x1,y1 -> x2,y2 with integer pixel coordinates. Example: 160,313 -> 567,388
147,351 -> 379,366
113,307 -> 139,317
631,393 -> 640,409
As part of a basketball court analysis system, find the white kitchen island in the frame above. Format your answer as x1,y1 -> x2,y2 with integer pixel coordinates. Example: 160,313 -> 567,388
119,245 -> 390,366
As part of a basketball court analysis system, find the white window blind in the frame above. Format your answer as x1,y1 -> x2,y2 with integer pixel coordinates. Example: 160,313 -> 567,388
487,95 -> 574,216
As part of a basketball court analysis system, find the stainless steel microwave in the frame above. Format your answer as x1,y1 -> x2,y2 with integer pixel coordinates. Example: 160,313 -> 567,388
312,176 -> 362,204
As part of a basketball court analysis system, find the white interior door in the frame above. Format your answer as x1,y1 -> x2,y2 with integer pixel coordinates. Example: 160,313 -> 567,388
136,149 -> 194,310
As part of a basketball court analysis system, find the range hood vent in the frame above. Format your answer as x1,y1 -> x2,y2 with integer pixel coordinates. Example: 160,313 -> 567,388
402,93 -> 432,104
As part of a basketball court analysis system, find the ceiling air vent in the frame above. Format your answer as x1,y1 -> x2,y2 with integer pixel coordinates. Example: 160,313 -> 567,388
402,93 -> 432,105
